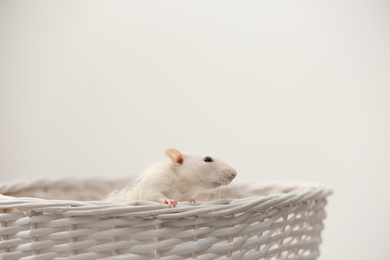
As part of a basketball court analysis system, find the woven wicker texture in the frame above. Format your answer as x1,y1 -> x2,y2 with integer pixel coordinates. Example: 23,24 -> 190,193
0,178 -> 331,260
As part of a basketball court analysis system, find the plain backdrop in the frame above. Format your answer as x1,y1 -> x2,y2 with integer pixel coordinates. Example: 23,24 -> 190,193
1,1 -> 389,259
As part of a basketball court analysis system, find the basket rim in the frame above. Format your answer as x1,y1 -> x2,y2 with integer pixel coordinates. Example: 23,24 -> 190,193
0,177 -> 332,218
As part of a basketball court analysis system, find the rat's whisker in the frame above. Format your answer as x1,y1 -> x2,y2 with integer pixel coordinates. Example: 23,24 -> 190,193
219,186 -> 224,200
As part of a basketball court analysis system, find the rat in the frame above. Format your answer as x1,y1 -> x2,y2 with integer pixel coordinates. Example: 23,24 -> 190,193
106,148 -> 237,207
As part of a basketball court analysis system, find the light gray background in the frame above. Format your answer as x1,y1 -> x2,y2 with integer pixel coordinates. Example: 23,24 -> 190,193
1,1 -> 389,259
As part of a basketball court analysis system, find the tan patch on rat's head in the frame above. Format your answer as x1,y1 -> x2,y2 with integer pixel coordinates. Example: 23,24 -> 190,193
165,148 -> 183,165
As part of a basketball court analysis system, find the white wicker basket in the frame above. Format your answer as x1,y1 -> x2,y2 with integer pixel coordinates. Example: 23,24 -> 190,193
0,178 -> 331,260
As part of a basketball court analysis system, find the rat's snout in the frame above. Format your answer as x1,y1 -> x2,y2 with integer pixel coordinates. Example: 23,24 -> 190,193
215,168 -> 237,186
223,168 -> 237,180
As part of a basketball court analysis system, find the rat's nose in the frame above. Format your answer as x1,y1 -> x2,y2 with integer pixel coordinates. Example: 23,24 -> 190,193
223,168 -> 237,180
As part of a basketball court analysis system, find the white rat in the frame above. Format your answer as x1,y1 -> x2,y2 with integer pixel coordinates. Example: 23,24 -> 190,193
106,148 -> 237,207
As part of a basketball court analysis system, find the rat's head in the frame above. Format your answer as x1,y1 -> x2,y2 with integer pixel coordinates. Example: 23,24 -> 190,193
165,148 -> 237,189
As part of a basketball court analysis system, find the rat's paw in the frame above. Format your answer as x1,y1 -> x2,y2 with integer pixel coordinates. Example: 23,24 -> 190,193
187,198 -> 197,204
159,198 -> 177,208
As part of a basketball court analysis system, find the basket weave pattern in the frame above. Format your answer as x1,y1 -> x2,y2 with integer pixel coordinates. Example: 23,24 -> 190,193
0,178 -> 331,260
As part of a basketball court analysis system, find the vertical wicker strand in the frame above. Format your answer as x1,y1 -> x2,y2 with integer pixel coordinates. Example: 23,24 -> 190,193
30,211 -> 39,256
296,211 -> 306,256
111,226 -> 118,256
154,223 -> 161,260
192,223 -> 199,259
311,200 -> 323,256
277,215 -> 288,258
0,209 -> 9,254
69,223 -> 76,256
226,231 -> 233,257
227,220 -> 233,257
255,218 -> 263,252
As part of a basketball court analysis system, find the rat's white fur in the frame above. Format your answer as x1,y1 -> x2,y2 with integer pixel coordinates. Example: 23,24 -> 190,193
106,151 -> 237,204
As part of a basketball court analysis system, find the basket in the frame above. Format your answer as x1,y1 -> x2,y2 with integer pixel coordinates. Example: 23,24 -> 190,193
0,177 -> 332,260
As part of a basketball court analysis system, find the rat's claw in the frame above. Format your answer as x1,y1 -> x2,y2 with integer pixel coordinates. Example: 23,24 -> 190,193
170,199 -> 177,207
159,198 -> 177,208
187,198 -> 196,204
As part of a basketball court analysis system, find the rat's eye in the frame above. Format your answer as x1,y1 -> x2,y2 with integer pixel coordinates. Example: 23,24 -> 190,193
203,156 -> 213,162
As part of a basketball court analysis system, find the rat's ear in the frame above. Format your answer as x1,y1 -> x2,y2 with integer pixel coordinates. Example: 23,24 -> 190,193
165,148 -> 183,165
